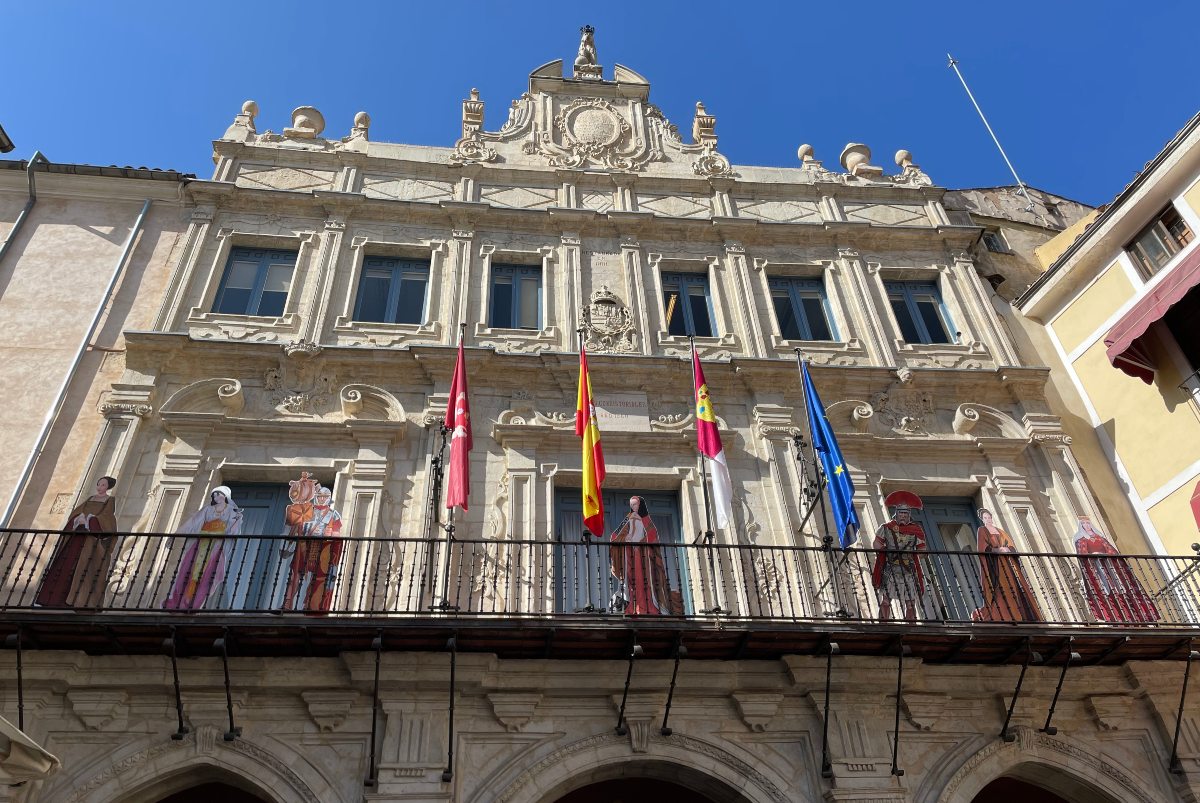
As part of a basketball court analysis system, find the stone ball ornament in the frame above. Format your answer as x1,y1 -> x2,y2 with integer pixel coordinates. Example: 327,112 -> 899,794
840,142 -> 872,173
895,149 -> 913,168
354,111 -> 371,129
797,143 -> 814,162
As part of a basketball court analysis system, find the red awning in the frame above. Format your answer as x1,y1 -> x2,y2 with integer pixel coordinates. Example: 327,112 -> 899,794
1104,245 -> 1200,383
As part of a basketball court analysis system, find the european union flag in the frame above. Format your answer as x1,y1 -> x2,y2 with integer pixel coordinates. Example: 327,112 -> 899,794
801,362 -> 860,548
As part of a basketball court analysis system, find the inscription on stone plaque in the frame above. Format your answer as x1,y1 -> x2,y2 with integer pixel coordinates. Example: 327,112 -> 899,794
595,392 -> 651,432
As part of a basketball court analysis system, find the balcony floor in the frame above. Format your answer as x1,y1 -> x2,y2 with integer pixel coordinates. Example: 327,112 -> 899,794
0,612 -> 1193,665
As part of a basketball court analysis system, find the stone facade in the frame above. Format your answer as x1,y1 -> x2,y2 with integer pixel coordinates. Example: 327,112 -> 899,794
3,33 -> 1200,803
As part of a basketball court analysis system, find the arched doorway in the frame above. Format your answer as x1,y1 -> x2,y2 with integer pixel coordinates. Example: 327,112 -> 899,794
970,775 -> 1115,803
154,782 -> 270,803
553,777 -> 725,803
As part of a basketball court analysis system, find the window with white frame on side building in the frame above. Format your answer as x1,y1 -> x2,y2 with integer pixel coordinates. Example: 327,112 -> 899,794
1127,204 -> 1194,278
212,247 -> 297,317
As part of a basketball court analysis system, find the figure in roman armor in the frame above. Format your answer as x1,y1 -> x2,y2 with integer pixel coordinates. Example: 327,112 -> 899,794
871,490 -> 927,622
282,483 -> 343,612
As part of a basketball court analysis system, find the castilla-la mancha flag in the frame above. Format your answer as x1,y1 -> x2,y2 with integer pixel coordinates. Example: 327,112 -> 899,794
444,339 -> 472,511
575,344 -> 606,537
692,345 -> 734,528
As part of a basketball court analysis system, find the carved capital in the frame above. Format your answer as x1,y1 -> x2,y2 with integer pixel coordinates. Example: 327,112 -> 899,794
67,689 -> 128,730
731,691 -> 783,732
301,689 -> 359,732
100,401 -> 153,419
487,692 -> 542,732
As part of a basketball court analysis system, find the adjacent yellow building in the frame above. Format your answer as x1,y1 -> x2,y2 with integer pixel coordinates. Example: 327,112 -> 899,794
1018,110 -> 1200,554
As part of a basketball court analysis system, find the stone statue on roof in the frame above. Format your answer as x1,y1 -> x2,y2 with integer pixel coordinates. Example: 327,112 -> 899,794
573,25 -> 602,79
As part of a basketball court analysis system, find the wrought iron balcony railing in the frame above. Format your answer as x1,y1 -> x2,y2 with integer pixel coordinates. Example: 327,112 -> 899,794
3,528 -> 1199,630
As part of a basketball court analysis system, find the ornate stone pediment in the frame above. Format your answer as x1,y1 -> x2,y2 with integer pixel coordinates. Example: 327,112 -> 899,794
442,30 -> 733,177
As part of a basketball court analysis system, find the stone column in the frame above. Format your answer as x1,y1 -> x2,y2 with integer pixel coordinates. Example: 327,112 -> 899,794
446,227 -> 475,337
153,205 -> 215,331
620,235 -> 652,355
304,214 -> 349,343
723,241 -> 767,358
559,233 -> 582,345
948,250 -> 1020,364
842,249 -> 895,366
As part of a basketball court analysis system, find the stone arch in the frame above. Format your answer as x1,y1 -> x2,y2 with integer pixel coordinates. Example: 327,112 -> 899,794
922,728 -> 1162,803
473,731 -> 799,803
47,728 -> 342,803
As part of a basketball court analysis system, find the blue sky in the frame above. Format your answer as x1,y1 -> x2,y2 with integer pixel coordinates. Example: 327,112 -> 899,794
2,1 -> 1196,206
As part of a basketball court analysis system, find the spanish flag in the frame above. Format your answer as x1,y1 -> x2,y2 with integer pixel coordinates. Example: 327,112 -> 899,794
575,344 -> 606,537
692,345 -> 734,528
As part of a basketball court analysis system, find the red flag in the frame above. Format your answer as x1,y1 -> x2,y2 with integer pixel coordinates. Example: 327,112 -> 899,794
692,346 -> 733,528
445,340 -> 472,510
575,345 -> 606,537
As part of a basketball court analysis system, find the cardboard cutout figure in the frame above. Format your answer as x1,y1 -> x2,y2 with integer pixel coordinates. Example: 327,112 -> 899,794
972,508 -> 1042,622
1074,516 -> 1159,623
163,486 -> 243,611
282,479 -> 344,613
35,476 -> 119,609
871,490 -> 927,622
609,495 -> 681,616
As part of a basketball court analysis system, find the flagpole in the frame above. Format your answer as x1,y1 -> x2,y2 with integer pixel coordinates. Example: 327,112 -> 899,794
435,323 -> 467,611
793,350 -> 850,619
691,337 -> 725,615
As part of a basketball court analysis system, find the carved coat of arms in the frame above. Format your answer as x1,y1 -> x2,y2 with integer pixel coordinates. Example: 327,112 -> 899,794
580,286 -> 637,353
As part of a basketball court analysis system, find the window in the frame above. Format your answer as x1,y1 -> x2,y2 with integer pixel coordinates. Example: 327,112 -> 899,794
354,256 -> 429,325
490,263 -> 542,330
981,230 -> 1010,253
661,272 -> 715,337
885,281 -> 954,344
1128,205 -> 1194,277
213,247 -> 297,317
769,277 -> 837,341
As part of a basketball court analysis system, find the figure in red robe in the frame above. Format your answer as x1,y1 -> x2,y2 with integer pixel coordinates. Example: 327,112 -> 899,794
1074,517 -> 1158,624
609,496 -> 681,616
871,490 -> 927,622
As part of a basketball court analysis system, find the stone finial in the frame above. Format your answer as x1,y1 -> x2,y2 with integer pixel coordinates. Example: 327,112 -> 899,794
221,100 -> 258,141
839,142 -> 883,178
462,88 -> 485,138
797,143 -> 814,163
573,24 -> 602,80
284,106 -> 325,140
692,101 -> 717,146
891,148 -> 932,186
346,111 -> 370,143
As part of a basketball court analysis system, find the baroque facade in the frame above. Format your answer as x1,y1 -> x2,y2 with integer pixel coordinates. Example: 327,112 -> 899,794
3,33 -> 1200,803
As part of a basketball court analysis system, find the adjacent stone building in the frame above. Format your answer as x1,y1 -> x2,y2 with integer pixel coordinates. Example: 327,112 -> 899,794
2,33 -> 1200,803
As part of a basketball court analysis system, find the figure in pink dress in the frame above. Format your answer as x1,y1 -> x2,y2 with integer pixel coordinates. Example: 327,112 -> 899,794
609,496 -> 681,616
1074,517 -> 1158,624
